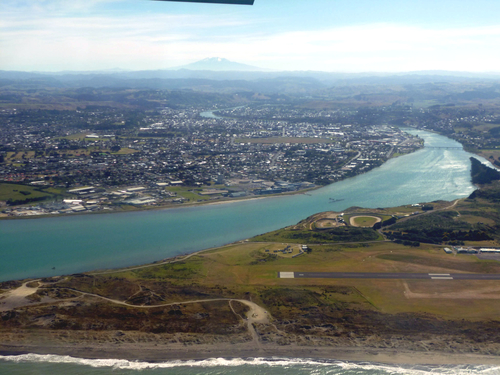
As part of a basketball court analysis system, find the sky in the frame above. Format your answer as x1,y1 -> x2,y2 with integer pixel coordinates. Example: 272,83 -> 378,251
2,0 -> 500,72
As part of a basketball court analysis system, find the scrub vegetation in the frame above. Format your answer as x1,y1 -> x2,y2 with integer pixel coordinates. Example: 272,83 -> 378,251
251,226 -> 380,243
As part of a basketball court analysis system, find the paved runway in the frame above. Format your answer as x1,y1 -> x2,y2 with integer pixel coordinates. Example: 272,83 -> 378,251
279,272 -> 500,280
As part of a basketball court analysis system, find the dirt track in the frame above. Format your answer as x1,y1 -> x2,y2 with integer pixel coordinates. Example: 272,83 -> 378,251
0,281 -> 270,325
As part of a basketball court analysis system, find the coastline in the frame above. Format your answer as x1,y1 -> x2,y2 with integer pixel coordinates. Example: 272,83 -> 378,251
0,185 -> 315,221
2,341 -> 500,366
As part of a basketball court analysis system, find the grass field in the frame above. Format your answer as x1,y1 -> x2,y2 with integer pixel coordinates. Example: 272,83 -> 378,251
0,183 -> 54,202
107,239 -> 500,319
390,152 -> 404,158
471,123 -> 500,132
166,186 -> 212,202
473,149 -> 500,165
111,148 -> 138,155
6,151 -> 35,161
351,216 -> 380,227
61,133 -> 91,140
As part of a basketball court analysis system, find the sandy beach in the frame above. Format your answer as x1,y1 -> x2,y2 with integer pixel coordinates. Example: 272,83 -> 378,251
2,339 -> 500,366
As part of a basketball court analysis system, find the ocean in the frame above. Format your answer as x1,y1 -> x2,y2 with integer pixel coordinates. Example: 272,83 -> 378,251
1,355 -> 499,375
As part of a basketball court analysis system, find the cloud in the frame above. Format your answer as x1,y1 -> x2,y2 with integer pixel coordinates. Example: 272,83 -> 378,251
0,2 -> 253,70
2,1 -> 500,73
240,24 -> 500,72
1,0 -> 122,15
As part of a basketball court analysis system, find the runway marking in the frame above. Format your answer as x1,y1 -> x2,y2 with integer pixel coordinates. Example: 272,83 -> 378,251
428,273 -> 450,276
279,272 -> 295,278
289,272 -> 500,280
431,277 -> 454,280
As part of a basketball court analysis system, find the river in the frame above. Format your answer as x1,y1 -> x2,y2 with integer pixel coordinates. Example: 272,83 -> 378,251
0,130 -> 479,282
200,106 -> 244,119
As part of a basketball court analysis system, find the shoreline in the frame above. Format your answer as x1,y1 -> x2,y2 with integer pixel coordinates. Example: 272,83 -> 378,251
0,185 -> 316,222
2,342 -> 500,366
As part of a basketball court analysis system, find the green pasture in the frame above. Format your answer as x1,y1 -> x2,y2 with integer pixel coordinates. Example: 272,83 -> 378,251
352,216 -> 380,227
109,239 -> 500,319
0,183 -> 54,202
166,186 -> 212,202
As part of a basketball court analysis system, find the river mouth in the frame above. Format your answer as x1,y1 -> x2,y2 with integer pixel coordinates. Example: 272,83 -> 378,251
0,130 -> 482,281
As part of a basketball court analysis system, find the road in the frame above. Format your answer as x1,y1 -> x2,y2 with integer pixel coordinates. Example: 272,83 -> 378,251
269,151 -> 282,168
279,272 -> 500,280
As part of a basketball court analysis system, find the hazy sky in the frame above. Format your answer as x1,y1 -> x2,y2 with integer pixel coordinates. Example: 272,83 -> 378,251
2,0 -> 500,72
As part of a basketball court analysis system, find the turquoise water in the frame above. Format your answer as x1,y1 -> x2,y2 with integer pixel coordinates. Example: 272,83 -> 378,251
0,355 -> 498,374
0,130 -> 480,282
200,110 -> 222,118
200,106 -> 243,119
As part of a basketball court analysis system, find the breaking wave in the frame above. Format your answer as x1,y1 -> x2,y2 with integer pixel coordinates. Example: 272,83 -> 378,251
1,354 -> 500,374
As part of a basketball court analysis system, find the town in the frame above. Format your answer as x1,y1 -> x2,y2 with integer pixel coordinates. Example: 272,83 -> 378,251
0,104 -> 423,217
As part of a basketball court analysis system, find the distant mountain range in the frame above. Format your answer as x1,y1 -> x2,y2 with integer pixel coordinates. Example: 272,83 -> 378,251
2,57 -> 500,80
1,58 -> 500,96
171,57 -> 266,71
